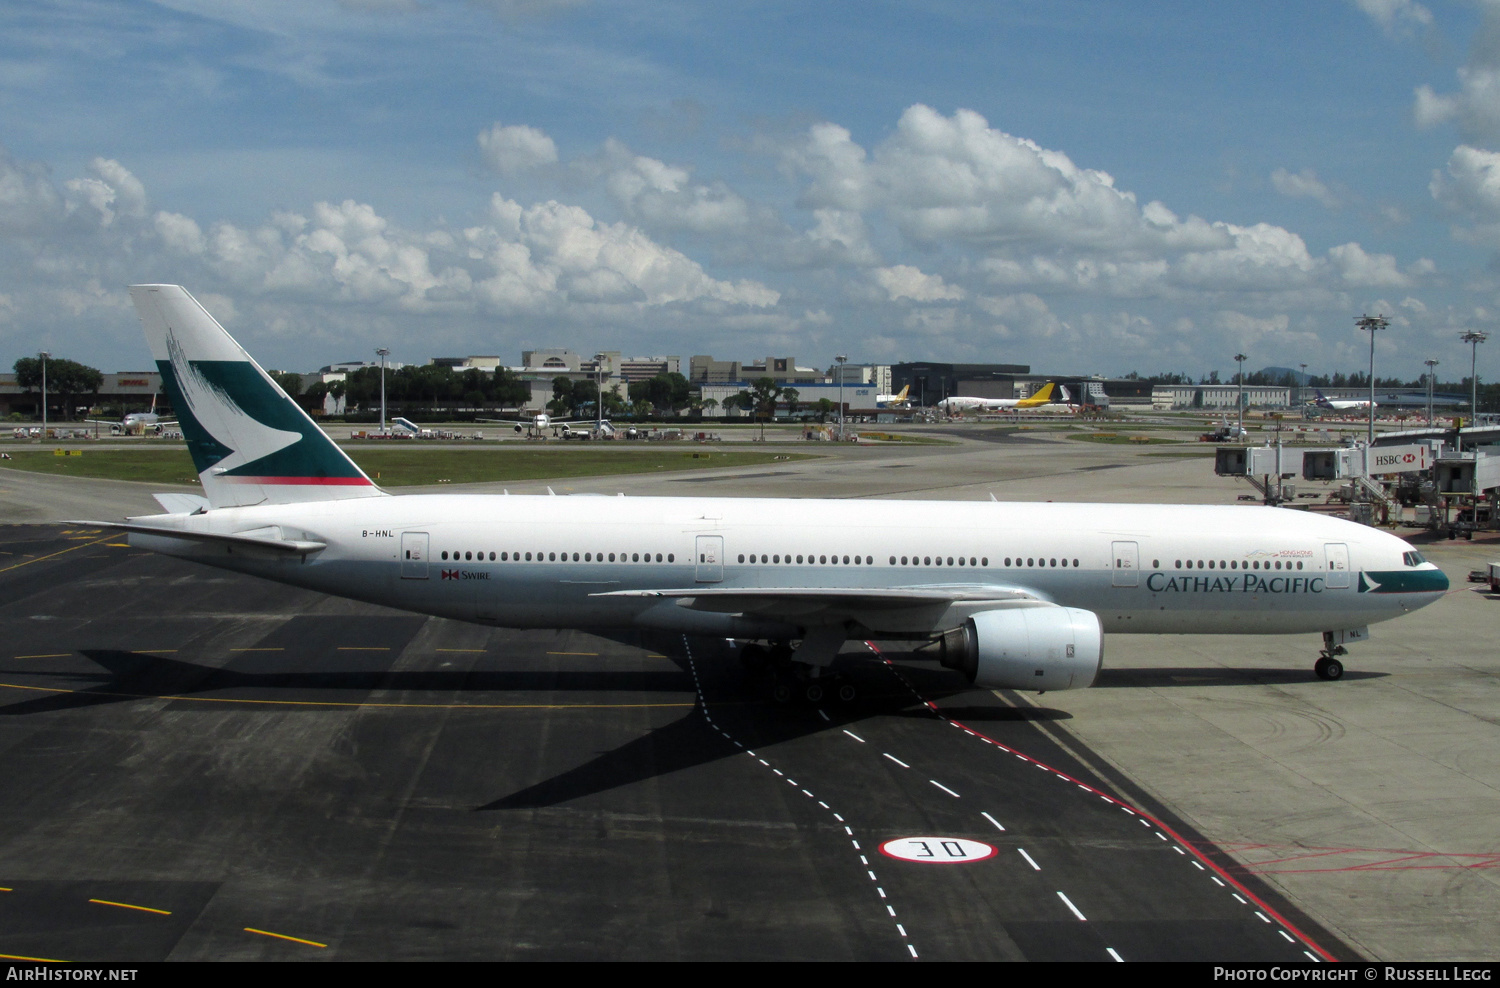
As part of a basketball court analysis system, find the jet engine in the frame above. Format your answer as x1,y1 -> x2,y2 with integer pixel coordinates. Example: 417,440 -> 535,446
938,605 -> 1102,692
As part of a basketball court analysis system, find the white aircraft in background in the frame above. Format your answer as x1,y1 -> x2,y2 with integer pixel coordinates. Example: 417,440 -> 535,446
78,286 -> 1448,700
876,385 -> 911,408
1308,390 -> 1375,412
479,411 -> 607,439
937,382 -> 1074,415
86,395 -> 177,435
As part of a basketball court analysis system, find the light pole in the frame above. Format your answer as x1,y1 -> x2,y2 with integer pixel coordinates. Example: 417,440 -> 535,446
1234,353 -> 1247,438
375,347 -> 390,434
1460,330 -> 1487,428
1299,363 -> 1308,409
1356,314 -> 1388,446
38,350 -> 50,439
593,353 -> 606,436
1424,358 -> 1439,426
835,354 -> 848,440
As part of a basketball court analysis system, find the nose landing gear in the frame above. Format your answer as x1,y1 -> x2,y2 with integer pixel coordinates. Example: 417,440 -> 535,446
1315,631 -> 1348,680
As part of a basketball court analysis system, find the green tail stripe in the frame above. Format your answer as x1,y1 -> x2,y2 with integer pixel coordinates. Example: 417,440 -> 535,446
157,359 -> 365,480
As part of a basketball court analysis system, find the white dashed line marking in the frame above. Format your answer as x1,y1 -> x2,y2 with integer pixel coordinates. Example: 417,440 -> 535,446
980,812 -> 1006,832
1280,931 -> 1295,943
1192,861 -> 1204,871
929,780 -> 961,798
1211,877 -> 1225,887
1107,947 -> 1124,962
1305,951 -> 1320,962
681,638 -> 917,960
1057,891 -> 1087,921
1232,894 -> 1247,905
883,753 -> 910,769
1255,911 -> 1271,923
1017,849 -> 1041,871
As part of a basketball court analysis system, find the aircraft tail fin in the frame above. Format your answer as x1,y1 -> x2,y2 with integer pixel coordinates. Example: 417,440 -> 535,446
1019,382 -> 1055,406
129,285 -> 385,509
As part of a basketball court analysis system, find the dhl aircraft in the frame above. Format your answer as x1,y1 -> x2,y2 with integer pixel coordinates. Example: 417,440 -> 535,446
936,382 -> 1073,415
76,287 -> 1448,700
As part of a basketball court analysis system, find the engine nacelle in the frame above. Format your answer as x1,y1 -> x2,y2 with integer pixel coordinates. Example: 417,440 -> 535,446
939,605 -> 1102,692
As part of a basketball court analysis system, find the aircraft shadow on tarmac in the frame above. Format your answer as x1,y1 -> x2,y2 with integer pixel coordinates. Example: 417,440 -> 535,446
481,640 -> 1070,811
0,648 -> 701,717
1092,667 -> 1387,688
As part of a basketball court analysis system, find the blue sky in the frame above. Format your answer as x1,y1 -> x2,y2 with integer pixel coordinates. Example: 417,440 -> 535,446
2,0 -> 1497,386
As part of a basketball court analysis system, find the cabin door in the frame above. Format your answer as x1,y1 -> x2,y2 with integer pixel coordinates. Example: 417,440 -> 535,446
401,532 -> 429,580
695,535 -> 724,583
1111,541 -> 1139,587
1324,543 -> 1351,589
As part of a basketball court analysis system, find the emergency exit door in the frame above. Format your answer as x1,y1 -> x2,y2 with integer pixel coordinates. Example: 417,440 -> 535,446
695,535 -> 723,583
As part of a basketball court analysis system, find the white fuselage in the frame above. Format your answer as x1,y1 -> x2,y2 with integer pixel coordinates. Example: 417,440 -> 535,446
129,495 -> 1442,640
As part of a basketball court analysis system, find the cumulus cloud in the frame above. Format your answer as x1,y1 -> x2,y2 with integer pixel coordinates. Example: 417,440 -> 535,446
1430,143 -> 1500,246
1351,0 -> 1433,36
592,139 -> 753,234
873,265 -> 965,302
478,123 -> 559,175
0,145 -> 64,233
788,105 -> 1229,253
1271,167 -> 1342,209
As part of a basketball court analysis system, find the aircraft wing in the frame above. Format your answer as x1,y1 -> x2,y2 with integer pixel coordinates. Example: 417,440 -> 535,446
63,520 -> 327,554
594,583 -> 1042,612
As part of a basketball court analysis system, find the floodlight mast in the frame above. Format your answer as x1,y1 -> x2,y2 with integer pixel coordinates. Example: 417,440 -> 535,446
835,354 -> 848,440
1234,353 -> 1247,437
1460,330 -> 1487,428
1424,358 -> 1439,426
375,348 -> 390,434
1355,315 -> 1388,446
38,350 -> 50,439
594,353 -> 606,436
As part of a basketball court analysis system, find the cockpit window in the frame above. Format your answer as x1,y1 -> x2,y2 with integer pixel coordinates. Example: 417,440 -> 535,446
1402,551 -> 1427,566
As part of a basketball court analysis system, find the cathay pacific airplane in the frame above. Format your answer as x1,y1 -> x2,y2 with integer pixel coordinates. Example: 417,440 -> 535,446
76,286 -> 1448,702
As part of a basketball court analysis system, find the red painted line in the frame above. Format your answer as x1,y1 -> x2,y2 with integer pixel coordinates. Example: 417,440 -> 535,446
862,639 -> 1339,963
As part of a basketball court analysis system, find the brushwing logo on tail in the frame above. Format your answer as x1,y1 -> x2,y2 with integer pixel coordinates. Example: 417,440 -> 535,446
160,326 -> 367,484
164,328 -> 300,477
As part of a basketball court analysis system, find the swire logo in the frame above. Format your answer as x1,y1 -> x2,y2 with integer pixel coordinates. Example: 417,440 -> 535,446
441,569 -> 459,580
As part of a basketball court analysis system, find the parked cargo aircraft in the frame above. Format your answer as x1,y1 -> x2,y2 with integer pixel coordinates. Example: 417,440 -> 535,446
1309,390 -> 1375,412
937,382 -> 1073,415
876,385 -> 911,408
77,286 -> 1448,699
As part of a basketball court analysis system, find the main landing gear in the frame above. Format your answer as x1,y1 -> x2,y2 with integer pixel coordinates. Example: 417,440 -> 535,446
740,641 -> 858,705
1315,631 -> 1347,681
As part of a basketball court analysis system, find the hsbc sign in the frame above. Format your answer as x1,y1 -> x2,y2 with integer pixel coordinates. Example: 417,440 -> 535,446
1369,444 -> 1432,474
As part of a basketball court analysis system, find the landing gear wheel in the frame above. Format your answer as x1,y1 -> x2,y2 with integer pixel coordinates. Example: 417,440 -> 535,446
1314,656 -> 1344,681
771,680 -> 794,704
804,683 -> 824,704
837,683 -> 857,703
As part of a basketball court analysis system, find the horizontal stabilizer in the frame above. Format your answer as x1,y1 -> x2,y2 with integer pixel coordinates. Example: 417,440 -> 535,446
152,493 -> 211,514
65,520 -> 326,555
